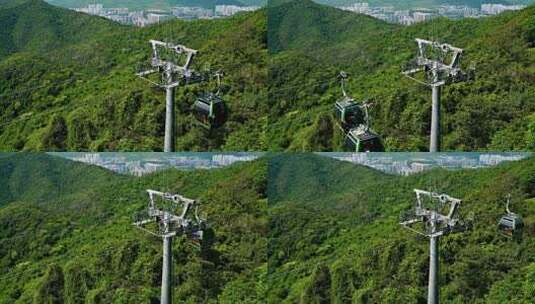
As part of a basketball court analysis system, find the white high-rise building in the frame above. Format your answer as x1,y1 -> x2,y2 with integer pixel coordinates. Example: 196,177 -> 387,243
339,2 -> 370,14
413,11 -> 436,23
215,5 -> 259,17
481,4 -> 526,15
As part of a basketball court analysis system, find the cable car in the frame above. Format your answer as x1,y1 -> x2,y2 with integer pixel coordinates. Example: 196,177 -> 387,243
335,97 -> 366,130
345,126 -> 384,152
193,92 -> 227,129
498,214 -> 523,239
498,195 -> 523,240
193,71 -> 227,129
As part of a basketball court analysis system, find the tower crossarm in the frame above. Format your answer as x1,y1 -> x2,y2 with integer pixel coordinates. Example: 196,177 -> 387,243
149,40 -> 198,71
404,38 -> 466,87
401,189 -> 466,237
134,189 -> 204,237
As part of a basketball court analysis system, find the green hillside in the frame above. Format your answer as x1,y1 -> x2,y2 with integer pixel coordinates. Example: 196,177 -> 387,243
0,0 -> 267,151
0,153 -> 267,303
267,0 -> 535,152
0,0 -> 118,58
268,153 -> 535,303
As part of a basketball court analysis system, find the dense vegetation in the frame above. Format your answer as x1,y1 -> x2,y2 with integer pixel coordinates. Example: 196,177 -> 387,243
268,153 -> 535,303
0,0 -> 267,151
0,153 -> 267,303
268,0 -> 535,151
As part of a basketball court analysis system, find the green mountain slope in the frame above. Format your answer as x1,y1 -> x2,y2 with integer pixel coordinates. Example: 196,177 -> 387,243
0,0 -> 118,58
268,153 -> 535,303
267,0 -> 394,54
268,0 -> 535,152
0,0 -> 267,151
0,153 -> 267,303
0,153 -> 117,205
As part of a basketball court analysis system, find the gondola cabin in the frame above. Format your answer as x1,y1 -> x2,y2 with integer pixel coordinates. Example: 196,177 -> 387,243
193,93 -> 227,129
345,127 -> 384,152
498,213 -> 523,240
335,98 -> 365,130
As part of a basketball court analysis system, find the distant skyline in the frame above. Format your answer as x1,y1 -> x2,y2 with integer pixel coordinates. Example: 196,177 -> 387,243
49,152 -> 533,176
313,0 -> 532,25
50,152 -> 263,176
45,0 -> 267,10
314,0 -> 534,9
322,152 -> 532,175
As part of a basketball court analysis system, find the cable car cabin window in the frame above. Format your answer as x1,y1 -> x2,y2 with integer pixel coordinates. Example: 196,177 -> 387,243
193,93 -> 227,129
345,128 -> 384,152
335,98 -> 365,129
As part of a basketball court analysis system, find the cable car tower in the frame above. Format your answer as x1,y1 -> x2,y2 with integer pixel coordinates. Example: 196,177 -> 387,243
334,72 -> 384,152
403,39 -> 471,152
133,190 -> 205,304
400,189 -> 470,304
136,40 -> 201,152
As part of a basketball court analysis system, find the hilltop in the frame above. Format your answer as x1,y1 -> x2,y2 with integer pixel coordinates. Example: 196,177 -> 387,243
268,0 -> 535,152
268,153 -> 535,303
0,0 -> 118,58
0,152 -> 117,204
267,0 -> 394,54
0,0 -> 267,151
0,153 -> 267,303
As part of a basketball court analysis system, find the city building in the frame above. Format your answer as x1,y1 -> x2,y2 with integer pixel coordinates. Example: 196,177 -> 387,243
334,2 -> 528,25
215,5 -> 260,17
481,4 -> 526,15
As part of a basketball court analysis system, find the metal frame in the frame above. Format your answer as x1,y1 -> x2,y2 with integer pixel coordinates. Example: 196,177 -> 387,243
400,189 -> 469,304
136,40 -> 199,89
136,40 -> 203,152
133,189 -> 205,304
403,39 -> 464,88
401,189 -> 466,237
134,189 -> 204,238
402,39 -> 470,152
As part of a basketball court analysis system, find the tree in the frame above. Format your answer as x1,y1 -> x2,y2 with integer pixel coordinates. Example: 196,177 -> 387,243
300,264 -> 331,304
42,114 -> 68,151
34,264 -> 64,304
64,262 -> 92,304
